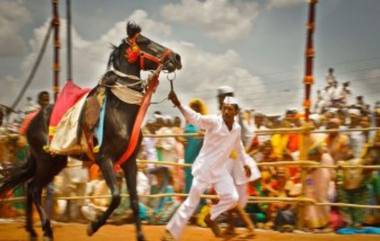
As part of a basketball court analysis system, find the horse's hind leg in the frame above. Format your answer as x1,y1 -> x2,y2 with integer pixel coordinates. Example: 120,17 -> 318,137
31,157 -> 67,241
25,181 -> 38,241
123,157 -> 146,241
87,157 -> 121,236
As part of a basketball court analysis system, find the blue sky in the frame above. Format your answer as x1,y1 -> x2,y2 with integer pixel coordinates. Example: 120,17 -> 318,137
1,0 -> 380,116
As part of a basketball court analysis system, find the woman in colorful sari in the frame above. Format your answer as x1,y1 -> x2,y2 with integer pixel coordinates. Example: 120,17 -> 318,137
147,166 -> 179,224
303,141 -> 335,231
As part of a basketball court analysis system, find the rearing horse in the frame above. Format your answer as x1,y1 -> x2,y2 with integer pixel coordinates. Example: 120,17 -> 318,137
0,22 -> 182,241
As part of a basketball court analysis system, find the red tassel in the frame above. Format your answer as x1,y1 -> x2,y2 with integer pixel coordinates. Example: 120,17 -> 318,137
126,47 -> 140,63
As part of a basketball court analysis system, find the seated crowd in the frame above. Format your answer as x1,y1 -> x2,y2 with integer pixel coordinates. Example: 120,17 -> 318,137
0,68 -> 379,233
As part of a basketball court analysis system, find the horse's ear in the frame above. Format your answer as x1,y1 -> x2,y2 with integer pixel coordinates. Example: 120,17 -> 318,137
126,21 -> 141,38
106,44 -> 117,71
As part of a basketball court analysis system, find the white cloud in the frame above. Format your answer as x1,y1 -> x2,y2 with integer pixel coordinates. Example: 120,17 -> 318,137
0,0 -> 31,56
128,10 -> 171,37
20,10 -> 172,96
10,9 -> 267,115
0,75 -> 23,105
161,0 -> 260,43
266,0 -> 306,9
367,68 -> 380,80
150,41 -> 266,114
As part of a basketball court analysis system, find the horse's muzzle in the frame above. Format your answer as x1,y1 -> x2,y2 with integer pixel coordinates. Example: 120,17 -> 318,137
166,53 -> 182,72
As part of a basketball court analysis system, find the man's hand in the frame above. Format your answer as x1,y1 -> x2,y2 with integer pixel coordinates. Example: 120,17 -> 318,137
244,165 -> 251,178
168,90 -> 181,107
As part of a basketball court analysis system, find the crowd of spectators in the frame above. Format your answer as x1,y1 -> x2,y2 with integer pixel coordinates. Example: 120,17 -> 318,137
0,68 -> 380,234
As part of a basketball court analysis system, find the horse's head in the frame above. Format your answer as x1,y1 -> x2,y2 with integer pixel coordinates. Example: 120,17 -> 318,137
124,21 -> 182,73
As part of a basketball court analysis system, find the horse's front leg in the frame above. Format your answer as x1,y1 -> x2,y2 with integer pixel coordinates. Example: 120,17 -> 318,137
30,182 -> 54,241
87,156 -> 121,236
25,181 -> 38,241
123,154 -> 146,241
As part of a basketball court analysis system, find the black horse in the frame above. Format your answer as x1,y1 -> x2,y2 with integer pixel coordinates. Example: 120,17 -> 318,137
0,22 -> 181,241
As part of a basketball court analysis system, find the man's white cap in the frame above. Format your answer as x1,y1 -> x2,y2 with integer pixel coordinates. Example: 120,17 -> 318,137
223,96 -> 239,105
309,113 -> 321,125
327,107 -> 338,113
217,85 -> 234,96
309,113 -> 320,122
348,108 -> 361,116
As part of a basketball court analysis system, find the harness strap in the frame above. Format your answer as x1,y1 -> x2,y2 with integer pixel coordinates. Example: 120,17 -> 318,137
114,65 -> 163,170
111,69 -> 144,84
139,49 -> 172,70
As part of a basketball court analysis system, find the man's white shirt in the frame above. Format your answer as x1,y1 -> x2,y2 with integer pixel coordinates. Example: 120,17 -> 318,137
179,105 -> 259,184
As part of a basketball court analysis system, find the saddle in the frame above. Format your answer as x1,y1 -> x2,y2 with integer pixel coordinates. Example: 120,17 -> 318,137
82,86 -> 105,133
82,70 -> 144,133
48,71 -> 143,160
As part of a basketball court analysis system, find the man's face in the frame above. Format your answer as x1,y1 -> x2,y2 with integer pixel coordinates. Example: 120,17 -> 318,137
375,110 -> 380,127
350,114 -> 361,125
326,120 -> 340,136
221,104 -> 238,124
360,116 -> 370,128
38,93 -> 50,107
255,116 -> 264,125
190,103 -> 201,113
218,93 -> 233,110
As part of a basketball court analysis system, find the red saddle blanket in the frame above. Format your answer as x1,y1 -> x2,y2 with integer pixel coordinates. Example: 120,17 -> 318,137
49,81 -> 90,138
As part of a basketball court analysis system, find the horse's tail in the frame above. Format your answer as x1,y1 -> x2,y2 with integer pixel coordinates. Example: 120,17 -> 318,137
0,155 -> 35,197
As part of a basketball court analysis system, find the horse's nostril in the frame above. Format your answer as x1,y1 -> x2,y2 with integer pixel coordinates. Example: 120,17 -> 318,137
175,54 -> 181,63
167,63 -> 175,72
175,54 -> 182,69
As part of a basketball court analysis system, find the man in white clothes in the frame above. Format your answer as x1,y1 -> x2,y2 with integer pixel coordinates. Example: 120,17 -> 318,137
325,67 -> 336,87
162,91 -> 253,241
216,85 -> 261,236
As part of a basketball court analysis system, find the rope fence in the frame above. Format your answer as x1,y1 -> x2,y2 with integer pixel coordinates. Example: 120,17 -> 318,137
1,130 -> 380,214
137,159 -> 380,170
143,127 -> 380,138
3,159 -> 380,210
65,159 -> 380,170
1,127 -> 379,140
2,192 -> 380,210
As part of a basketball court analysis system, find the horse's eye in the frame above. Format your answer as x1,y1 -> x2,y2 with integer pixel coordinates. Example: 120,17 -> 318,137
136,38 -> 151,45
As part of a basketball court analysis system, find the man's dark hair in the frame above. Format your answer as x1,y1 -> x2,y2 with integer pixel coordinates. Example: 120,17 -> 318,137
37,91 -> 49,100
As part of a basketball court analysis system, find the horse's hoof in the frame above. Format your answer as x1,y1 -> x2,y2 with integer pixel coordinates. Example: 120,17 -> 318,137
43,236 -> 53,241
137,232 -> 146,241
87,223 -> 95,236
29,235 -> 38,241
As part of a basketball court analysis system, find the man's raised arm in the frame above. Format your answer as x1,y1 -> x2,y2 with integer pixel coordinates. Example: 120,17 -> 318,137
168,91 -> 216,130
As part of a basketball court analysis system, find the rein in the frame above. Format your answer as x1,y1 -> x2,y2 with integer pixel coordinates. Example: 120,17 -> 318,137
113,35 -> 177,170
114,64 -> 164,170
151,71 -> 176,105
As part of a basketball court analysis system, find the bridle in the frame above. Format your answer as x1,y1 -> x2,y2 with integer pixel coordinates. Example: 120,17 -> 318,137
124,33 -> 173,72
124,33 -> 176,97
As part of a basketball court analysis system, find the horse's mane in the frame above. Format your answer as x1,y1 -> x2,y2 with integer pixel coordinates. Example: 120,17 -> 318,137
107,43 -> 120,71
107,21 -> 141,71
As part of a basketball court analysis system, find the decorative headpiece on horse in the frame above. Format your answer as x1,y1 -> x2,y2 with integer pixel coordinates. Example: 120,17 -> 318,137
125,21 -> 142,64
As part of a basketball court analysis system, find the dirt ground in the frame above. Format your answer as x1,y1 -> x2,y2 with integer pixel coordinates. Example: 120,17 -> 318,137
0,220 -> 379,241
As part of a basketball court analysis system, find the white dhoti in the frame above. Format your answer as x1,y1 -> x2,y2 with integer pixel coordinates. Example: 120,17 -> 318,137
235,183 -> 248,207
225,156 -> 260,208
166,175 -> 238,240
